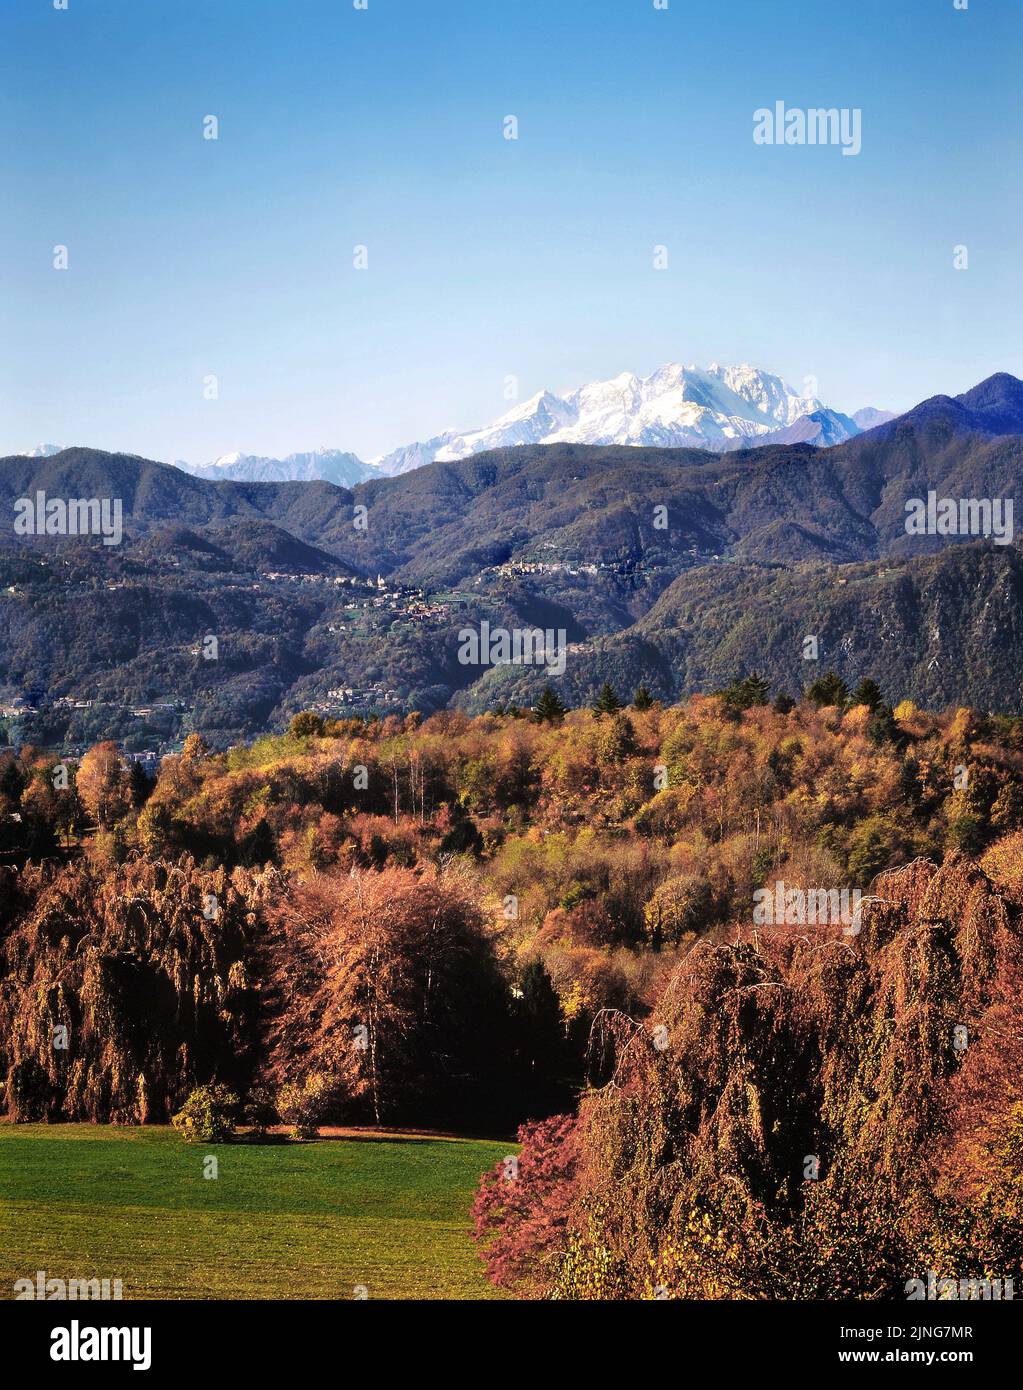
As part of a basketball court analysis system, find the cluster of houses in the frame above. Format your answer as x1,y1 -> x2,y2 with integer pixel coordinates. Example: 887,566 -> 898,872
493,560 -> 604,578
490,552 -> 711,581
259,571 -> 374,586
49,696 -> 189,720
0,692 -> 190,770
316,575 -> 477,636
0,696 -> 35,719
323,684 -> 401,710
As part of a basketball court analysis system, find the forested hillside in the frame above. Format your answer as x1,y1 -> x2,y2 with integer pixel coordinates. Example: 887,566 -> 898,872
1,686 -> 1021,1297
4,374 -> 1023,741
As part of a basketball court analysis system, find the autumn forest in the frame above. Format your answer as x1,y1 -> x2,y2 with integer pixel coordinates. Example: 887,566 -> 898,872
2,678 -> 1021,1299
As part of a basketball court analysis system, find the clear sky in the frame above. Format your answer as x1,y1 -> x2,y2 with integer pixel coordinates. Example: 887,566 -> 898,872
2,0 -> 1021,463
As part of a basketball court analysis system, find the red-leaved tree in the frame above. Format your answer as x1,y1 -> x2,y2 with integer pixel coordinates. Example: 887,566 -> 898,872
472,1113 -> 580,1297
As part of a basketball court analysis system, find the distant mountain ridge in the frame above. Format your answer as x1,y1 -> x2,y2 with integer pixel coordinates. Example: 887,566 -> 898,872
371,362 -> 864,474
4,373 -> 1022,573
5,371 -> 1023,743
897,372 -> 1023,438
178,448 -> 373,487
151,362 -> 882,485
852,406 -> 896,431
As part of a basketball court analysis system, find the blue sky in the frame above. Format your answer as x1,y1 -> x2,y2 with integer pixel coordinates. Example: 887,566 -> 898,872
2,0 -> 1021,462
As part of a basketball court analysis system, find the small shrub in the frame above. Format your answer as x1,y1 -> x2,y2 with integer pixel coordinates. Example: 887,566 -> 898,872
171,1084 -> 239,1143
277,1073 -> 330,1139
243,1086 -> 278,1137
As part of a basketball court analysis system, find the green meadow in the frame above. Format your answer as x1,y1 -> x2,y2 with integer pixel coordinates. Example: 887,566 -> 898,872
0,1125 -> 511,1300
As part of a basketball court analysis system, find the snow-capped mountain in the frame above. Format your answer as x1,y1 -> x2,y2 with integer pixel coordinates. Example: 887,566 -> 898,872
178,448 -> 373,487
23,443 -> 64,458
372,363 -> 861,474
367,434 -> 461,477
166,363 -> 870,485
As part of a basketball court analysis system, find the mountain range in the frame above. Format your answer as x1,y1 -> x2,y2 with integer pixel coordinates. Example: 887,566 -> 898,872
369,362 -> 867,473
33,362 -> 888,487
1,372 -> 1019,747
179,448 -> 371,487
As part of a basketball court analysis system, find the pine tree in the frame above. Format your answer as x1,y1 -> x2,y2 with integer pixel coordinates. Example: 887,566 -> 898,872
805,670 -> 849,708
868,705 -> 904,747
852,677 -> 883,710
591,681 -> 622,718
632,684 -> 654,711
127,760 -> 152,808
721,672 -> 771,714
533,686 -> 567,724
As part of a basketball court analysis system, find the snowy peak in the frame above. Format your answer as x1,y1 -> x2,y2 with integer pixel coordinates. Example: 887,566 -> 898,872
372,362 -> 857,472
179,448 -> 373,487
433,389 -> 578,461
166,362 -> 862,484
706,363 -> 823,426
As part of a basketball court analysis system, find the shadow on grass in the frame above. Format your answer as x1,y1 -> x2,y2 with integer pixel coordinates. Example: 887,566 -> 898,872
245,1124 -> 514,1145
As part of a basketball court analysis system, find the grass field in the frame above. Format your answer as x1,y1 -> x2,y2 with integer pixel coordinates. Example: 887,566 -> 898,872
0,1125 -> 512,1300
